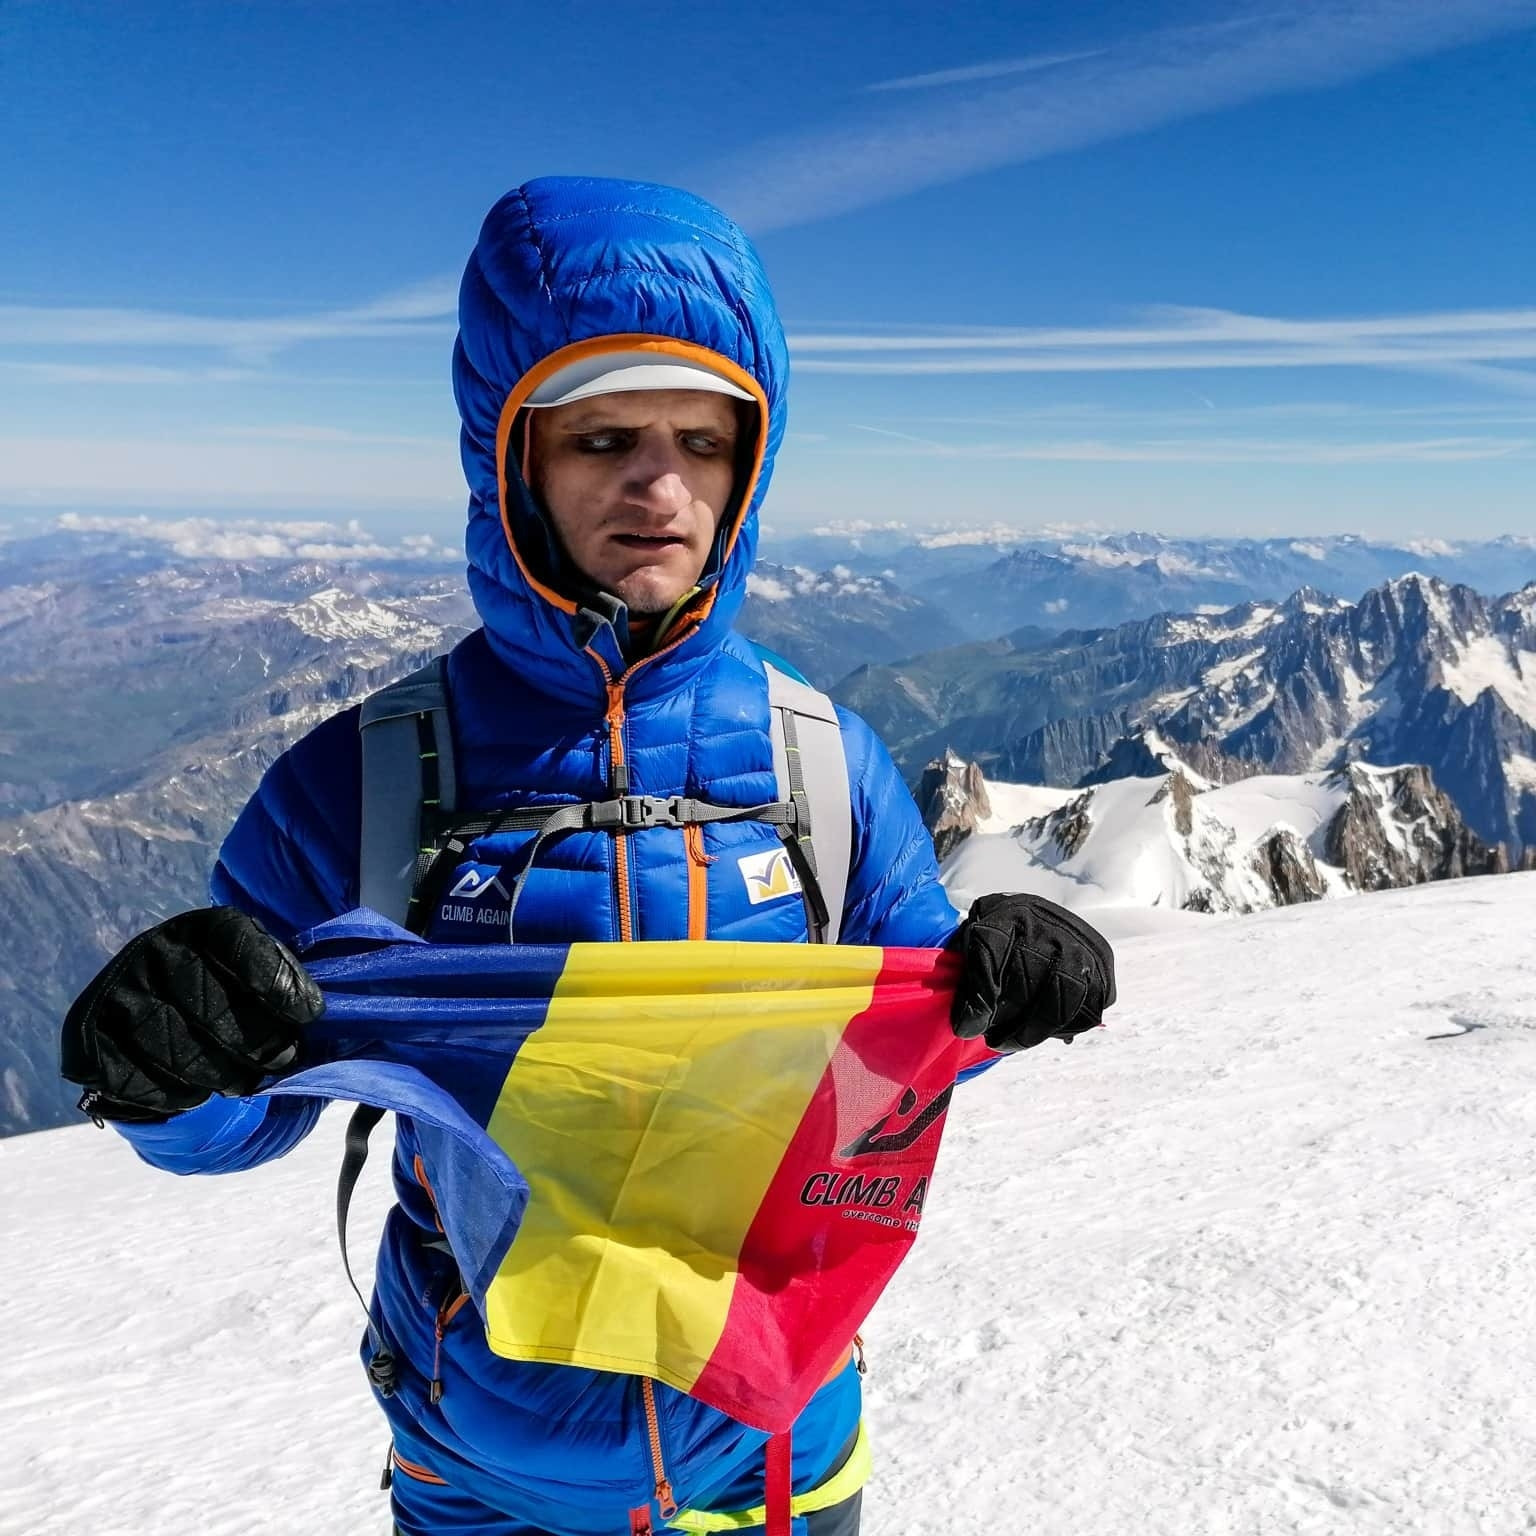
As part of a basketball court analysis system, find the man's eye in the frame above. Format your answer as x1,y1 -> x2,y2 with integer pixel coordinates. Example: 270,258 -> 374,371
680,433 -> 726,455
574,432 -> 634,453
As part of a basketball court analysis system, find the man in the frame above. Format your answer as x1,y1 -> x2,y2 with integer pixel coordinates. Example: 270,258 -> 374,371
61,177 -> 1115,1536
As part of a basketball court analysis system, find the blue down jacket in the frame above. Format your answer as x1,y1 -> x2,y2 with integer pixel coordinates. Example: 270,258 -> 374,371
118,178 -> 959,1533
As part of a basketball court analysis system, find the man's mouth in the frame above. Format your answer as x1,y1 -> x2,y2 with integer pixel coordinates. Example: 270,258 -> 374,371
612,533 -> 686,550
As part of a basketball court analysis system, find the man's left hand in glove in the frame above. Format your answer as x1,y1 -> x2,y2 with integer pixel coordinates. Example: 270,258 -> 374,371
950,892 -> 1116,1053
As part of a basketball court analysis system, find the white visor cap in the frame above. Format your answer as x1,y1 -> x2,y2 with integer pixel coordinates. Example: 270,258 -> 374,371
521,350 -> 756,409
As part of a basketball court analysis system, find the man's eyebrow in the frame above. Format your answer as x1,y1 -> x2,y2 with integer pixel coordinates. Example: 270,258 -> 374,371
558,411 -> 635,432
559,411 -> 737,434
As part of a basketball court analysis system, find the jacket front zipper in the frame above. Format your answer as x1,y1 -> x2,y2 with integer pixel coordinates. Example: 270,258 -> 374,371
640,1377 -> 678,1519
584,611 -> 710,945
603,674 -> 635,941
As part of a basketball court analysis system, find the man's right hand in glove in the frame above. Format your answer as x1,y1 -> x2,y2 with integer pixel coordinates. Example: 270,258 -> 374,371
59,906 -> 323,1125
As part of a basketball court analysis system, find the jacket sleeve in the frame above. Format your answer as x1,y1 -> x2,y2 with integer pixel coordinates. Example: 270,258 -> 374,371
836,707 -> 961,949
114,707 -> 363,1176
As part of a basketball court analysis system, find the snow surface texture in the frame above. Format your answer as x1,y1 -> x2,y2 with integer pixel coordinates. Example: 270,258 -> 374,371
6,878 -> 1536,1534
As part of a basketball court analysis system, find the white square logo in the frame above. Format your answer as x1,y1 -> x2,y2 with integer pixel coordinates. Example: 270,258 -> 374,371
738,846 -> 803,905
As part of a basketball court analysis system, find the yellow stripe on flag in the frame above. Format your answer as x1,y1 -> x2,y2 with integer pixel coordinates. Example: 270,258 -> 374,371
481,941 -> 884,1392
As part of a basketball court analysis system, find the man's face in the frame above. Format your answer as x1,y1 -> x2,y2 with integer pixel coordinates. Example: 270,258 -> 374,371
527,389 -> 742,615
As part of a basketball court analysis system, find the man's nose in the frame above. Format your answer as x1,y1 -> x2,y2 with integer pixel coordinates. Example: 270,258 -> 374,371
642,472 -> 692,514
626,446 -> 694,516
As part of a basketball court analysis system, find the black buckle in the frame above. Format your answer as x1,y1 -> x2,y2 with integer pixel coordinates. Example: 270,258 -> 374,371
618,794 -> 683,829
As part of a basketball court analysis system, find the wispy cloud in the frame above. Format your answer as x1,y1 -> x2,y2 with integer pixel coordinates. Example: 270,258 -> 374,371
788,304 -> 1536,386
0,360 -> 263,385
864,50 -> 1106,93
209,424 -> 444,447
706,1 -> 1536,230
0,276 -> 458,364
844,423 -> 1530,464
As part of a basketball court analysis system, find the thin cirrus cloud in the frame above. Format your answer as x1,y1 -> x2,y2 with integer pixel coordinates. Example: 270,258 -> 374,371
863,50 -> 1108,93
705,0 -> 1536,231
844,423 -> 1530,464
788,305 -> 1536,388
0,360 -> 263,385
0,276 -> 459,364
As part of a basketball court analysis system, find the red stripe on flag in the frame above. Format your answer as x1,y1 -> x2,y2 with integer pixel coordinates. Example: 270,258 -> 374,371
690,946 -> 987,1430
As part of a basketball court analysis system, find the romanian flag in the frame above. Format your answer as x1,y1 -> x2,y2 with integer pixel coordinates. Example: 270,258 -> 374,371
266,910 -> 993,1433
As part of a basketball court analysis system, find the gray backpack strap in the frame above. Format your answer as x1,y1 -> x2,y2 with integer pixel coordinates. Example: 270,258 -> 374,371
764,664 -> 852,944
358,657 -> 456,928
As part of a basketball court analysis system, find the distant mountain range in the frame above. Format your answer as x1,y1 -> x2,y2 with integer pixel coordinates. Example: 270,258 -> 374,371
841,574 -> 1536,859
5,520 -> 1536,1138
0,545 -> 475,1136
740,561 -> 967,678
761,528 -> 1536,642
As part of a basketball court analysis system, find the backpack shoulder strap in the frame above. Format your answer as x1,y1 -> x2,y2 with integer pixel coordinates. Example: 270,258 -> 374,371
762,660 -> 852,944
358,656 -> 456,928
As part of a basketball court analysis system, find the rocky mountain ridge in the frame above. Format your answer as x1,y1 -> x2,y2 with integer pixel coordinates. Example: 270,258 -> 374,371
933,748 -> 1518,918
844,574 -> 1536,858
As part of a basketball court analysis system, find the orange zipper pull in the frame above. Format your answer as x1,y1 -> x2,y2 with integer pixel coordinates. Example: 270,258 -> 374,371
605,681 -> 631,795
430,1290 -> 469,1405
853,1332 -> 867,1375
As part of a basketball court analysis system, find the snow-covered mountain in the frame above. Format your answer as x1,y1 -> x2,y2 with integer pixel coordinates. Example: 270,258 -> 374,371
843,574 -> 1536,858
8,876 -> 1536,1533
934,744 -> 1509,917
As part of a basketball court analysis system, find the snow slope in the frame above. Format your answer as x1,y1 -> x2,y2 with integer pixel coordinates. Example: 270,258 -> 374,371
6,877 -> 1536,1535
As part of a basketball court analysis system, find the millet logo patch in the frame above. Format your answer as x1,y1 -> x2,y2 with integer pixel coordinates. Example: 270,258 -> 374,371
738,847 -> 803,905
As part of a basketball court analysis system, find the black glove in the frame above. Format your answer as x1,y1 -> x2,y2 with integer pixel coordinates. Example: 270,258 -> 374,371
950,892 -> 1116,1053
60,907 -> 323,1124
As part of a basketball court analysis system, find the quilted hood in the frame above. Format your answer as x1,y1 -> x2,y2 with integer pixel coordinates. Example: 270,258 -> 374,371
453,177 -> 789,706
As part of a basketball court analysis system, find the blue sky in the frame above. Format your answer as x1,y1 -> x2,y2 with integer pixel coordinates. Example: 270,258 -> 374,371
3,0 -> 1536,543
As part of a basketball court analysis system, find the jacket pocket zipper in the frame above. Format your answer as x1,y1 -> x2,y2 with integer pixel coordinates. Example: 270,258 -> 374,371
429,1284 -> 471,1405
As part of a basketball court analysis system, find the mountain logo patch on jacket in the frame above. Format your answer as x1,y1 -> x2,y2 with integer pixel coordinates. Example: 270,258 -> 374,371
739,847 -> 803,905
449,867 -> 510,902
435,862 -> 513,934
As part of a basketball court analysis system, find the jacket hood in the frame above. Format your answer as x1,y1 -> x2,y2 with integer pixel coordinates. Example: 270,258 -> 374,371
453,176 -> 789,706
